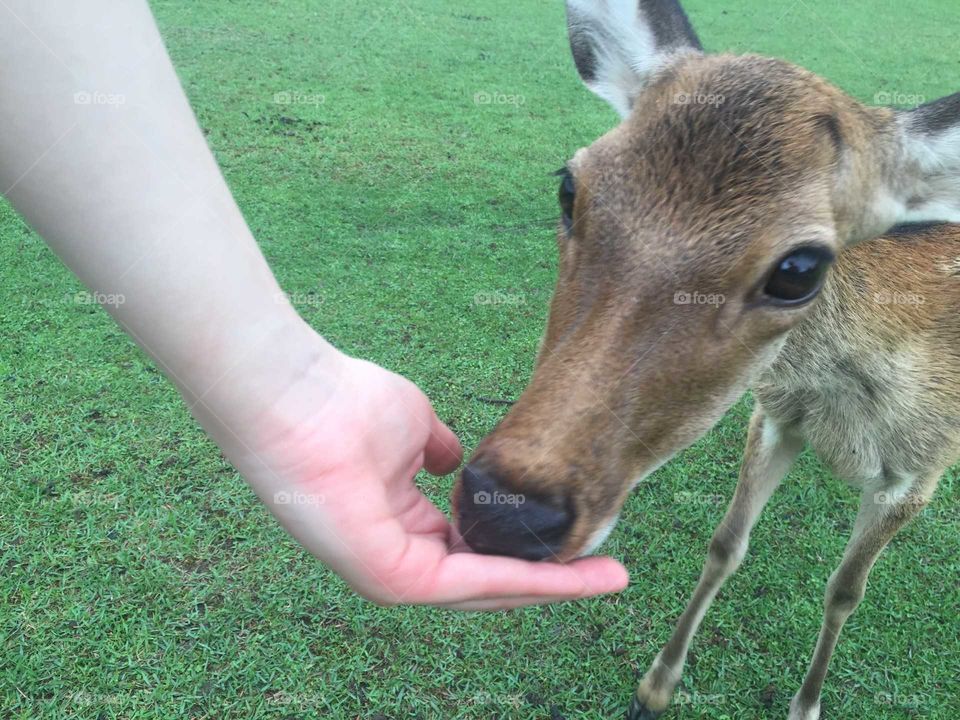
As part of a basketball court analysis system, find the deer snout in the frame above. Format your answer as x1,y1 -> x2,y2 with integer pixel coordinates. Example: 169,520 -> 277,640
455,462 -> 574,561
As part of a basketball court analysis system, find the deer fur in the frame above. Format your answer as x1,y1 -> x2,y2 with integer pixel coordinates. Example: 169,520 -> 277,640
452,2 -> 960,718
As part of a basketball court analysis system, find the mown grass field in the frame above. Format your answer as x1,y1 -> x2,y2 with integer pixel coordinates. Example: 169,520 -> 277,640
2,1 -> 959,718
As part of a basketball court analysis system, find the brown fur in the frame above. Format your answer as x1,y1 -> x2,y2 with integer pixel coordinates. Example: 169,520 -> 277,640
760,227 -> 960,486
452,38 -> 959,720
459,54 -> 921,558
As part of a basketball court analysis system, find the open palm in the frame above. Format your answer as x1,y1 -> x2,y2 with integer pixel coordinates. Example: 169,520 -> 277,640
227,355 -> 629,610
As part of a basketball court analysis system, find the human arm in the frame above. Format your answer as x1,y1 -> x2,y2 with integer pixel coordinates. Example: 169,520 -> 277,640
0,0 -> 628,608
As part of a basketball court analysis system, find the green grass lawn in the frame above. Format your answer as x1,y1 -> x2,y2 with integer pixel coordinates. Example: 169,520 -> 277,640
2,1 -> 959,718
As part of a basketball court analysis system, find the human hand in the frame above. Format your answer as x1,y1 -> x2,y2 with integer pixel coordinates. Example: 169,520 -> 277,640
220,349 -> 629,610
0,0 -> 629,611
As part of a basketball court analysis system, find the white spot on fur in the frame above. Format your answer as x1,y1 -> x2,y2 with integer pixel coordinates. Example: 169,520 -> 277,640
788,696 -> 821,720
760,413 -> 782,451
576,454 -> 680,557
941,256 -> 960,276
581,515 -> 619,556
863,189 -> 908,240
637,660 -> 676,713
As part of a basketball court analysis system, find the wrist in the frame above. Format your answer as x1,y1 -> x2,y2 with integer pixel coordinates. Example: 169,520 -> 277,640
177,308 -> 348,453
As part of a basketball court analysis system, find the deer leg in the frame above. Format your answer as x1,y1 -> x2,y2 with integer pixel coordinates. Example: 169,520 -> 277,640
628,407 -> 804,720
787,478 -> 935,720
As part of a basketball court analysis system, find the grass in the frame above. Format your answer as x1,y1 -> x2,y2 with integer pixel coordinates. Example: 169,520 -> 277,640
2,0 -> 959,718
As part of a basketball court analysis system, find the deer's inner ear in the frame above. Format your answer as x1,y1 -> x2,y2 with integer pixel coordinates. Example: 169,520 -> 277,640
565,0 -> 703,118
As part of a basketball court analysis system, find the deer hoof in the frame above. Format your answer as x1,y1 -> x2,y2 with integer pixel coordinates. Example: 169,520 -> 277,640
626,694 -> 663,720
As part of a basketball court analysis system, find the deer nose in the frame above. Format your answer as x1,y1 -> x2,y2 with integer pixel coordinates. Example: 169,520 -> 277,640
456,462 -> 573,560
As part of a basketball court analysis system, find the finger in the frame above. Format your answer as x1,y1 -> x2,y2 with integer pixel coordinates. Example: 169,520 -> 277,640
398,492 -> 455,537
438,594 -> 593,611
422,411 -> 463,476
409,552 -> 629,605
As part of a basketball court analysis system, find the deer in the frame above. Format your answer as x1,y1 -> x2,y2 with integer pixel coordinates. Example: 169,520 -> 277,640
450,1 -> 960,718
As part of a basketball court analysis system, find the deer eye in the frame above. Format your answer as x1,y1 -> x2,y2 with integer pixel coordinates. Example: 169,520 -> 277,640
763,246 -> 834,305
557,167 -> 576,233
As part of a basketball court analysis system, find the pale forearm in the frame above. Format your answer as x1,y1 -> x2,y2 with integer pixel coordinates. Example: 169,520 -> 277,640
0,0 -> 333,429
0,0 -> 630,610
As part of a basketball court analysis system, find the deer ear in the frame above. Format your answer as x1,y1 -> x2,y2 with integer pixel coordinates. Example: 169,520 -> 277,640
893,93 -> 960,225
565,0 -> 702,118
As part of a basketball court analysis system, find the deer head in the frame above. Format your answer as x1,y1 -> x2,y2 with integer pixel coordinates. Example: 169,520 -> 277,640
452,0 -> 960,561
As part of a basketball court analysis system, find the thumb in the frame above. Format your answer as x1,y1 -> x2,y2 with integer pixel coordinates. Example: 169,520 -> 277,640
423,411 -> 463,475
